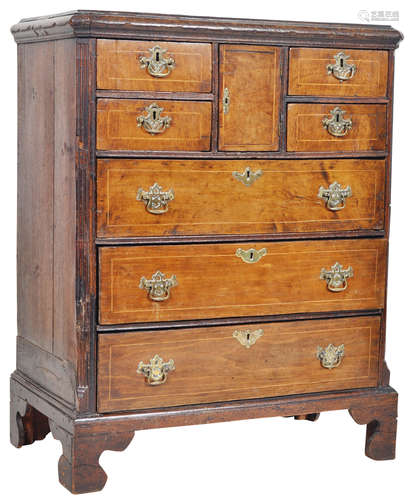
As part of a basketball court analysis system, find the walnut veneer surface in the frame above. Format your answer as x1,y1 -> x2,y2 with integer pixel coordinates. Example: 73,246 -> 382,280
10,10 -> 402,494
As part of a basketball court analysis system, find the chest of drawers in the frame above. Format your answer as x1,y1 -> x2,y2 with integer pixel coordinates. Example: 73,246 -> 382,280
10,10 -> 402,494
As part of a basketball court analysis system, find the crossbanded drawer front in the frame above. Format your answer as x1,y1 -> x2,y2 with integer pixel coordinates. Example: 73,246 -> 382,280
97,158 -> 385,237
287,104 -> 387,152
98,239 -> 386,324
97,315 -> 381,412
288,48 -> 388,97
97,99 -> 212,151
97,40 -> 212,92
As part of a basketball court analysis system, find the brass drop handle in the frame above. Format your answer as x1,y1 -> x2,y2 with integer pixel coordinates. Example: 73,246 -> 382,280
139,270 -> 178,301
137,354 -> 175,385
320,262 -> 353,292
318,182 -> 352,211
327,52 -> 356,81
317,344 -> 345,369
322,107 -> 352,137
233,328 -> 263,348
137,102 -> 172,135
137,183 -> 175,214
139,45 -> 175,78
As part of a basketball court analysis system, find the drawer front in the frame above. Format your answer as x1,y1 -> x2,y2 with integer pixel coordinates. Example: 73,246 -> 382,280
219,45 -> 281,151
99,239 -> 386,324
97,159 -> 385,237
97,316 -> 381,412
288,48 -> 388,97
97,99 -> 212,151
287,104 -> 387,152
97,40 -> 212,92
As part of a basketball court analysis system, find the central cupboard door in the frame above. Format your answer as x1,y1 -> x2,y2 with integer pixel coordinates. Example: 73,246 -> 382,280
219,45 -> 281,151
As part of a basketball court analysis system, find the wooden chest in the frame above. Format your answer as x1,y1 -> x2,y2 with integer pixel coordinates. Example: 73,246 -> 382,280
10,11 -> 402,494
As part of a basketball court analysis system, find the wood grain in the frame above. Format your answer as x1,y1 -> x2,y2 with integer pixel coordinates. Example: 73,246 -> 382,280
219,45 -> 281,151
97,158 -> 385,237
98,238 -> 387,324
289,48 -> 388,97
287,103 -> 387,152
97,316 -> 380,412
97,98 -> 212,151
97,39 -> 212,92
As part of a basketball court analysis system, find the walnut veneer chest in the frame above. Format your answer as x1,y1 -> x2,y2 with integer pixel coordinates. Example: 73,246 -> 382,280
10,11 -> 403,494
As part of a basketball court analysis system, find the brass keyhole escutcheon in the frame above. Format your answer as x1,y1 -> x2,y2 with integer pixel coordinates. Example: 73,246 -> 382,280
327,51 -> 356,82
322,107 -> 352,137
236,248 -> 267,264
233,329 -> 264,348
139,45 -> 176,78
137,102 -> 172,135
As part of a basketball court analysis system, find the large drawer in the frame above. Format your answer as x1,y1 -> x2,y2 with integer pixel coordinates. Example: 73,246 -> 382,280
97,99 -> 212,151
97,158 -> 385,237
97,40 -> 212,92
287,104 -> 387,152
288,48 -> 388,97
97,315 -> 381,412
98,239 -> 387,324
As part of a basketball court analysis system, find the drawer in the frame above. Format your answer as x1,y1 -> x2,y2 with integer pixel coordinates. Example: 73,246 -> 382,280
97,315 -> 381,412
287,104 -> 387,152
97,159 -> 386,238
288,48 -> 388,97
97,40 -> 212,92
97,99 -> 212,151
98,239 -> 386,324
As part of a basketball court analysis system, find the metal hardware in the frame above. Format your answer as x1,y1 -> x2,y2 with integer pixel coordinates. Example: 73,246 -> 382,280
137,102 -> 172,135
137,354 -> 175,385
233,328 -> 264,348
320,262 -> 353,292
322,107 -> 352,137
232,166 -> 263,187
327,52 -> 356,82
137,183 -> 175,214
236,248 -> 267,264
317,344 -> 345,369
318,181 -> 352,211
139,45 -> 175,78
223,88 -> 230,114
139,270 -> 178,302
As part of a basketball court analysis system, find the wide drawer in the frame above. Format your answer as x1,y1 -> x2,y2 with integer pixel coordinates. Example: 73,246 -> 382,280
287,104 -> 387,152
97,40 -> 212,92
97,315 -> 381,412
97,158 -> 385,238
98,239 -> 387,324
97,99 -> 212,151
288,48 -> 388,97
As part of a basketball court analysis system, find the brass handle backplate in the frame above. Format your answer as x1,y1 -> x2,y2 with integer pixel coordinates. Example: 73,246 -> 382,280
232,167 -> 263,187
322,107 -> 352,137
236,248 -> 267,264
233,328 -> 263,348
318,182 -> 352,211
137,102 -> 172,135
139,270 -> 178,301
137,354 -> 175,385
137,183 -> 175,214
317,344 -> 345,369
223,88 -> 230,114
327,52 -> 356,82
320,262 -> 353,292
139,45 -> 175,78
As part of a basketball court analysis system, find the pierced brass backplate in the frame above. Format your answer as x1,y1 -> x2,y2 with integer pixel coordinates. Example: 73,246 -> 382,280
322,107 -> 352,137
232,167 -> 263,187
139,45 -> 175,78
320,262 -> 353,292
137,183 -> 175,214
137,354 -> 175,385
318,181 -> 352,211
233,329 -> 264,348
139,270 -> 178,301
236,248 -> 267,264
137,102 -> 172,135
327,52 -> 356,82
317,344 -> 345,369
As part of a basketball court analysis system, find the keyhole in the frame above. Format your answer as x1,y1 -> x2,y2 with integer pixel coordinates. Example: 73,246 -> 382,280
340,57 -> 344,68
247,170 -> 250,180
155,51 -> 160,62
250,251 -> 254,260
336,113 -> 340,122
153,110 -> 157,120
247,333 -> 251,341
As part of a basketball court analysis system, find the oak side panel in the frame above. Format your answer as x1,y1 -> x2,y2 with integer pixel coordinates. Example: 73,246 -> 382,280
99,239 -> 387,324
219,44 -> 281,151
97,316 -> 381,412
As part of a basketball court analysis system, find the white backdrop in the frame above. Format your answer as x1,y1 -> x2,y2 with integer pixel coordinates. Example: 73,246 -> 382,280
1,1 -> 408,499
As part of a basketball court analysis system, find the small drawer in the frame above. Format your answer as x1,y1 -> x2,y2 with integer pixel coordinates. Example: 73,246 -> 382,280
98,239 -> 386,325
97,315 -> 381,412
97,158 -> 385,238
97,99 -> 212,151
287,104 -> 387,152
288,48 -> 388,97
97,39 -> 212,92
